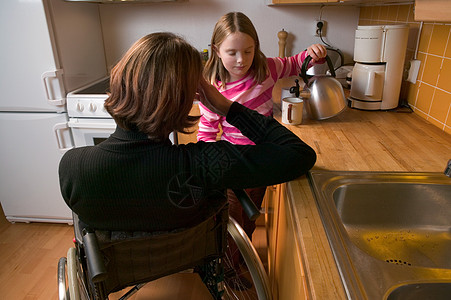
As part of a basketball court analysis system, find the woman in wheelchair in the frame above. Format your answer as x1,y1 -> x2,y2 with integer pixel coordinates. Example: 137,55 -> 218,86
58,32 -> 316,300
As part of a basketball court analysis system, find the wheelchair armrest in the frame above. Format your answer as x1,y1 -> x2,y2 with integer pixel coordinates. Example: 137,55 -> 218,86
82,230 -> 108,283
231,189 -> 260,221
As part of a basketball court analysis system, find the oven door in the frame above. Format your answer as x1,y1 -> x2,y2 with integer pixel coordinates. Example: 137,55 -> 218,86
68,118 -> 116,147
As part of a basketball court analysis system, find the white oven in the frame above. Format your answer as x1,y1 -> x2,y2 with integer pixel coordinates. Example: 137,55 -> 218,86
65,77 -> 175,149
65,77 -> 115,147
69,117 -> 117,147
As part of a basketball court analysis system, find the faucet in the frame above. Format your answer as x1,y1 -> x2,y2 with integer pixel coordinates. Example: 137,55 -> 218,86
445,159 -> 451,177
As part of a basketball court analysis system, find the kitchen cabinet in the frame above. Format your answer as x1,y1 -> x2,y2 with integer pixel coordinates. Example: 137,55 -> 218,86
264,184 -> 281,296
265,183 -> 309,300
415,0 -> 451,22
267,0 -> 414,5
267,0 -> 338,4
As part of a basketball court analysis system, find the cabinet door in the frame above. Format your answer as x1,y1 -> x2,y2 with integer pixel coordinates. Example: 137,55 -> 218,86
264,184 -> 281,295
269,0 -> 338,4
274,185 -> 308,300
415,0 -> 451,22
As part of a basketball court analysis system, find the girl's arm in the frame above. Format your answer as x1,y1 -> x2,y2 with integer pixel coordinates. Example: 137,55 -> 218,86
196,78 -> 231,142
197,104 -> 223,142
270,44 -> 327,80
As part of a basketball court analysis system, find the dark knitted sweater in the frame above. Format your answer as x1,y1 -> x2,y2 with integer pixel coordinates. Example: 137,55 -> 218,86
59,102 -> 316,231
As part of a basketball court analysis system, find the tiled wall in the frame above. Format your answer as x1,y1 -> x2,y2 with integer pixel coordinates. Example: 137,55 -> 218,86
359,4 -> 451,134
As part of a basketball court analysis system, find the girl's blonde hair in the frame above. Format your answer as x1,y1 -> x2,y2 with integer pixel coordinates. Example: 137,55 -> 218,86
204,12 -> 268,88
105,32 -> 201,141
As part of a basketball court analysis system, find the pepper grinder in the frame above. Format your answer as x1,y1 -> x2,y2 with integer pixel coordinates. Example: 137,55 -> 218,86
278,29 -> 288,58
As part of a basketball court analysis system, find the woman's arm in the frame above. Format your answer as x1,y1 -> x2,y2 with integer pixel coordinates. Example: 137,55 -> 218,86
189,102 -> 316,189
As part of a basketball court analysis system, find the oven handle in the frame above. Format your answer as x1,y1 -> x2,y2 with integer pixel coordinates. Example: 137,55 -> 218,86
68,120 -> 117,130
53,122 -> 74,154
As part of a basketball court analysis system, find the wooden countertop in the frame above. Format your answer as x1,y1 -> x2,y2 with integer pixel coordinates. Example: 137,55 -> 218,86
272,93 -> 451,299
179,88 -> 451,299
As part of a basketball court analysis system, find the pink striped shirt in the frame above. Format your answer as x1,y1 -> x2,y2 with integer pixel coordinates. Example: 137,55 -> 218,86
198,51 -> 313,145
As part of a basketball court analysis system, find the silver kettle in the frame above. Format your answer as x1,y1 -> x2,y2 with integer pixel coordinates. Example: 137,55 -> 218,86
298,55 -> 347,120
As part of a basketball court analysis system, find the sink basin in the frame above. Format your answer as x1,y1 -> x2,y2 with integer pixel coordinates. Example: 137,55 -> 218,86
308,171 -> 451,300
387,283 -> 451,300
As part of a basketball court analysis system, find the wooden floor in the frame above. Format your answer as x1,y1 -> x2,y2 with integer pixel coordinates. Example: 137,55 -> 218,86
0,205 -> 267,299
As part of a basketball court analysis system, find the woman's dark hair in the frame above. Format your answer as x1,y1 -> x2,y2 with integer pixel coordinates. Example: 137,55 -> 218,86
105,32 -> 202,141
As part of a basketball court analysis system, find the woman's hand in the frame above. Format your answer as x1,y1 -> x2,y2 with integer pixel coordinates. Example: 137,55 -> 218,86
306,44 -> 327,62
196,77 -> 233,116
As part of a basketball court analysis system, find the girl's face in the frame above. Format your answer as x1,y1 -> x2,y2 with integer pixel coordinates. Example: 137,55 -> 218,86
216,32 -> 255,83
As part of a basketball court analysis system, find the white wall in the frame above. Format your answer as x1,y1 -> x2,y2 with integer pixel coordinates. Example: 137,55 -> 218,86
99,0 -> 360,69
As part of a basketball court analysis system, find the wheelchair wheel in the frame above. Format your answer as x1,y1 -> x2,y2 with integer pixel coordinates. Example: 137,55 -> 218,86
58,257 -> 69,300
200,217 -> 271,300
222,216 -> 271,300
58,247 -> 92,300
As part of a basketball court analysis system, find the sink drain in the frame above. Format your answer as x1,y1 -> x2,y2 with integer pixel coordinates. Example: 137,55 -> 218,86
385,259 -> 412,266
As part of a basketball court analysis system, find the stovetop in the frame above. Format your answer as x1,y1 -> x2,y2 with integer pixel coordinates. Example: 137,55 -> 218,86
73,78 -> 110,95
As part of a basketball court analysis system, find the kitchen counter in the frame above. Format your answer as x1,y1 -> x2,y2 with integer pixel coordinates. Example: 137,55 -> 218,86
271,92 -> 451,299
178,90 -> 451,299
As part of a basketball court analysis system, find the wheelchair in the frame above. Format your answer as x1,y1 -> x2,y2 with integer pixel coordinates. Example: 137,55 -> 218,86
58,190 -> 271,300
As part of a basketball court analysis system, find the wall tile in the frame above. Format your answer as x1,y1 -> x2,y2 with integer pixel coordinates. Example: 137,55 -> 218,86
370,6 -> 378,20
407,82 -> 419,105
407,4 -> 415,23
407,23 -> 420,50
422,55 -> 442,85
378,6 -> 388,20
417,52 -> 427,81
429,25 -> 450,56
418,24 -> 433,53
397,5 -> 409,22
361,6 -> 371,20
416,83 -> 435,113
447,109 -> 451,128
427,116 -> 444,130
430,89 -> 451,123
414,107 -> 428,120
387,5 -> 399,22
445,36 -> 451,59
437,58 -> 451,92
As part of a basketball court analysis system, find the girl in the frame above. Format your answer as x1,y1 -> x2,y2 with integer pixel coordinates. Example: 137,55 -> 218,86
198,12 -> 326,246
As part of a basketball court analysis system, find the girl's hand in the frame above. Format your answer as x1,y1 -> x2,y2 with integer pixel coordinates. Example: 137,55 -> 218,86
306,44 -> 327,62
196,77 -> 233,116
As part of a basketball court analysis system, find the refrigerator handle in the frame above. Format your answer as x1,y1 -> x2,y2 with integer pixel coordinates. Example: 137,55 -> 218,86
42,69 -> 66,106
53,122 -> 74,154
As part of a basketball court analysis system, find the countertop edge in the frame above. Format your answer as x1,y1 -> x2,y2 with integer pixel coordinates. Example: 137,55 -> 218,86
287,177 -> 348,300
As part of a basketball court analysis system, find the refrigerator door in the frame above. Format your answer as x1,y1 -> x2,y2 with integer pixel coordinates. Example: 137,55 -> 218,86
0,0 -> 62,112
0,112 -> 73,223
0,0 -> 107,112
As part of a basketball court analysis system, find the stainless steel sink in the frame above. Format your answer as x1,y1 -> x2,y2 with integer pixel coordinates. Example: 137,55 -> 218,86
308,170 -> 451,300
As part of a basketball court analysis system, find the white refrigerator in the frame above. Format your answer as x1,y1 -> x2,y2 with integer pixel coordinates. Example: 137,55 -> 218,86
0,0 -> 107,223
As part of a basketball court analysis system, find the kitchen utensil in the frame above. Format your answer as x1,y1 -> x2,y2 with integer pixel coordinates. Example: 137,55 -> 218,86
299,55 -> 346,120
281,97 -> 304,125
